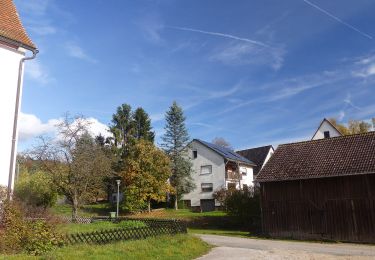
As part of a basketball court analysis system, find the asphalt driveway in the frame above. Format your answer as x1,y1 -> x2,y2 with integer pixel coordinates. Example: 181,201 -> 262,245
196,234 -> 375,259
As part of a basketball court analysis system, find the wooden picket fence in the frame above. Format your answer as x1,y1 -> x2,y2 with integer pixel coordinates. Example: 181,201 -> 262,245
64,218 -> 187,245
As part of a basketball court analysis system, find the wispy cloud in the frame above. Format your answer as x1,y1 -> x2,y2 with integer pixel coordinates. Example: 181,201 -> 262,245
16,0 -> 58,36
180,83 -> 242,110
25,60 -> 52,84
16,0 -> 50,16
168,26 -> 284,70
302,0 -> 373,40
168,26 -> 270,48
28,22 -> 56,36
137,14 -> 165,44
150,112 -> 165,122
343,93 -> 361,110
64,42 -> 97,63
217,70 -> 347,115
210,42 -> 285,70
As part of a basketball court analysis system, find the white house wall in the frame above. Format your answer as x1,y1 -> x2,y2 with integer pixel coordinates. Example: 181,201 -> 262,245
262,148 -> 274,169
183,141 -> 226,207
312,120 -> 341,140
226,165 -> 254,189
0,44 -> 25,188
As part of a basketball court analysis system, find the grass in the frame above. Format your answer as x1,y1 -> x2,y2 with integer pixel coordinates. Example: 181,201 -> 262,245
52,204 -> 227,219
57,220 -> 146,234
1,234 -> 212,260
51,203 -> 115,217
136,208 -> 227,219
188,228 -> 252,238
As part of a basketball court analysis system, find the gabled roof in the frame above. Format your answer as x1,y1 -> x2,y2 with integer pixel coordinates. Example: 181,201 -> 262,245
236,145 -> 273,175
194,139 -> 256,166
311,118 -> 342,140
256,131 -> 375,182
0,0 -> 36,50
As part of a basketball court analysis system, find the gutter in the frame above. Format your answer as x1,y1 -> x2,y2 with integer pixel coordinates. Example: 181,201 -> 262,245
7,47 -> 38,198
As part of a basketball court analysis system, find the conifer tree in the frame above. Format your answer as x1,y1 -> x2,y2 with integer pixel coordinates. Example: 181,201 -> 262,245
161,101 -> 195,210
134,107 -> 155,142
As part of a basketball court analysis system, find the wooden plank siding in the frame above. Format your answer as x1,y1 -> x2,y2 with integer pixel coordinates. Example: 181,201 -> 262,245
260,174 -> 375,243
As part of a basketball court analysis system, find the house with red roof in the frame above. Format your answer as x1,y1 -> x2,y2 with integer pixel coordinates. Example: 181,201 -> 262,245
0,0 -> 37,192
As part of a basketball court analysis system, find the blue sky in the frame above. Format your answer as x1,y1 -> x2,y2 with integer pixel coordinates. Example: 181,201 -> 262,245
15,0 -> 375,150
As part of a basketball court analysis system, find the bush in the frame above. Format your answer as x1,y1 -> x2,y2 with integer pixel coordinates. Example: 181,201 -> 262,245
0,200 -> 63,255
213,186 -> 261,231
14,171 -> 57,208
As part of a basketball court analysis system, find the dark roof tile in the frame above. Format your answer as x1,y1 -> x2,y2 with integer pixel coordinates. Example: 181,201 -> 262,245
237,145 -> 273,175
256,132 -> 375,182
194,139 -> 255,166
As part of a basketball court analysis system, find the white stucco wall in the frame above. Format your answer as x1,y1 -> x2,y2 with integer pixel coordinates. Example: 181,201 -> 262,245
262,148 -> 274,169
183,141 -> 226,207
0,43 -> 25,189
183,140 -> 255,207
312,120 -> 342,140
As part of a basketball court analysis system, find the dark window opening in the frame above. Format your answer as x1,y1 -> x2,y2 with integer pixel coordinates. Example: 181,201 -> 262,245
243,184 -> 248,190
227,183 -> 236,190
193,150 -> 197,159
201,183 -> 213,192
324,131 -> 330,138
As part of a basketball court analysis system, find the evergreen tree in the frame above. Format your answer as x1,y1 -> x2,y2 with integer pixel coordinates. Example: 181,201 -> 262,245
109,104 -> 134,152
161,101 -> 195,210
133,107 -> 155,142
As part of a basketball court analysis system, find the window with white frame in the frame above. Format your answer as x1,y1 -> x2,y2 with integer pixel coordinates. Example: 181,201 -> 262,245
201,183 -> 213,192
200,165 -> 212,175
240,167 -> 247,176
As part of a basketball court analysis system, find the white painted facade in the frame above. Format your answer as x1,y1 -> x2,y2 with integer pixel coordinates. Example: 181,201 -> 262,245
312,119 -> 342,140
262,148 -> 274,170
183,140 -> 254,208
0,43 -> 26,189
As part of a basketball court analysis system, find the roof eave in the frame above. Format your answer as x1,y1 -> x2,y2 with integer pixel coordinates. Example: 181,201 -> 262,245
0,35 -> 37,52
256,171 -> 375,183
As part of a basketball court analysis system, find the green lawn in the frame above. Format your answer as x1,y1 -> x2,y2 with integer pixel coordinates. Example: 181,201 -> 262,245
135,208 -> 227,220
58,220 -> 146,234
1,234 -> 212,260
163,208 -> 227,218
188,228 -> 252,238
51,203 -> 115,217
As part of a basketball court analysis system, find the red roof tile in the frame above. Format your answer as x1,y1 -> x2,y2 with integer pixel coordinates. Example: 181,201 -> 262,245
256,131 -> 375,182
0,0 -> 36,50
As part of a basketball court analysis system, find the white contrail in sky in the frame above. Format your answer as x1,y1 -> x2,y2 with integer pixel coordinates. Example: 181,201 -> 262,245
167,26 -> 270,48
303,0 -> 372,40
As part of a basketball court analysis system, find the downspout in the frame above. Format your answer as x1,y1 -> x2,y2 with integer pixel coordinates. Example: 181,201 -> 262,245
7,48 -> 38,198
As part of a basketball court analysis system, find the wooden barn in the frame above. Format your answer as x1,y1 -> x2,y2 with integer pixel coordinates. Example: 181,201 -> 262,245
256,132 -> 375,243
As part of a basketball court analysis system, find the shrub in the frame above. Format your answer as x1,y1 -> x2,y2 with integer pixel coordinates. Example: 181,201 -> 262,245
213,186 -> 261,231
14,171 -> 58,209
0,200 -> 63,255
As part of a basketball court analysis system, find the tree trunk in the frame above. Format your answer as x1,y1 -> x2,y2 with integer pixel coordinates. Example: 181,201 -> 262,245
148,199 -> 151,213
72,196 -> 79,222
174,193 -> 178,210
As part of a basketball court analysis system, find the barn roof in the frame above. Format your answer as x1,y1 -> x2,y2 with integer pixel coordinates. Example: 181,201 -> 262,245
0,0 -> 36,50
236,145 -> 273,175
194,139 -> 256,166
256,131 -> 375,182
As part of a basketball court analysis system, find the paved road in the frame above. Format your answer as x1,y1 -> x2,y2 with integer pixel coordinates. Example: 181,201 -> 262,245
196,234 -> 375,259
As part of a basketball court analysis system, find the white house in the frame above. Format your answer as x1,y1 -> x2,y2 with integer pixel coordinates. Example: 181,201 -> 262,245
0,0 -> 37,191
182,139 -> 256,212
312,118 -> 342,140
